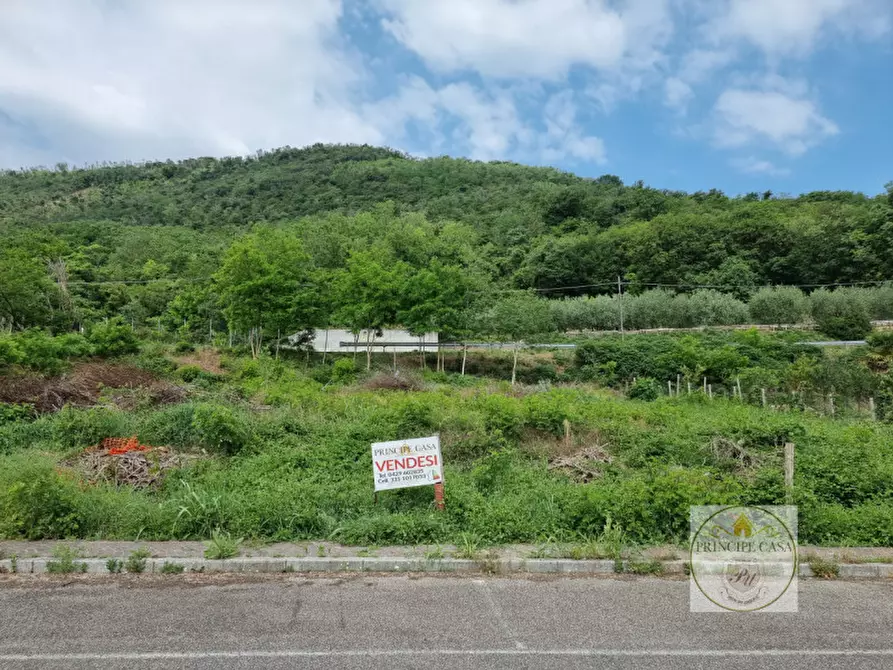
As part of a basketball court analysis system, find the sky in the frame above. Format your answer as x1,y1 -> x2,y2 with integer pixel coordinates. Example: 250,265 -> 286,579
0,0 -> 891,195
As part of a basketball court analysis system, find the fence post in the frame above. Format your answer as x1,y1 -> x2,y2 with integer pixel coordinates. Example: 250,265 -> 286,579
687,382 -> 692,395
708,384 -> 713,399
563,419 -> 572,448
761,388 -> 767,407
870,397 -> 877,421
668,380 -> 673,396
677,374 -> 682,397
784,442 -> 795,504
828,393 -> 835,416
736,377 -> 743,401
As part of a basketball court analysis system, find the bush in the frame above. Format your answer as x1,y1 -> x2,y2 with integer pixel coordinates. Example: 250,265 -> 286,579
0,458 -> 82,539
191,404 -> 250,455
124,547 -> 151,573
867,330 -> 893,356
810,289 -> 872,340
174,341 -> 195,353
87,318 -> 140,357
331,358 -> 357,383
748,287 -> 808,325
176,364 -> 204,382
628,378 -> 661,401
0,336 -> 23,370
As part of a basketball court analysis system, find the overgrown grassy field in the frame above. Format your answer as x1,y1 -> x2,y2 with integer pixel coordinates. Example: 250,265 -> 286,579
2,337 -> 893,548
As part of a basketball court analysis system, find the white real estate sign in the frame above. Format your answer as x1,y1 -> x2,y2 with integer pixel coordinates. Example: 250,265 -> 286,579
371,435 -> 443,492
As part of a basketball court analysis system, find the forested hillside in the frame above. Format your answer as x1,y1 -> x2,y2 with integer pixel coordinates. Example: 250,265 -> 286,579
1,143 -> 891,336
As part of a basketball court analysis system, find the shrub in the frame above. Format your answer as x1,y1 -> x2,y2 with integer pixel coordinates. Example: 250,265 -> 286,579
748,287 -> 808,325
46,545 -> 87,574
14,330 -> 74,374
867,330 -> 893,356
174,341 -> 195,353
810,289 -> 872,340
0,458 -> 83,539
628,378 -> 661,401
161,561 -> 185,574
176,364 -> 204,382
331,358 -> 357,383
106,558 -> 123,574
191,404 -> 250,455
686,289 -> 749,327
807,556 -> 839,579
0,336 -> 23,369
87,318 -> 140,357
124,547 -> 151,573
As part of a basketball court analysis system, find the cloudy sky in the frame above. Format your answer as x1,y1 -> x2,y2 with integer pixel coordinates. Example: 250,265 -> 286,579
0,0 -> 890,194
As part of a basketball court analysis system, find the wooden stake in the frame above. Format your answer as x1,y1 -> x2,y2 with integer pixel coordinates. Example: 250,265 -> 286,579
784,442 -> 795,504
761,388 -> 767,407
668,380 -> 673,396
687,382 -> 692,395
461,343 -> 467,376
563,419 -> 572,448
736,376 -> 743,401
708,384 -> 713,399
703,377 -> 707,394
828,393 -> 835,416
870,396 -> 877,421
677,374 -> 682,397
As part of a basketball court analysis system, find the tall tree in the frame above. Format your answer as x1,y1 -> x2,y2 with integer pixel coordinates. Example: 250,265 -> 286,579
214,227 -> 317,358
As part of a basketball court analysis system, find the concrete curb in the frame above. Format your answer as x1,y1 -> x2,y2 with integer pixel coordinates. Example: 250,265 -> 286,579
1,556 -> 891,578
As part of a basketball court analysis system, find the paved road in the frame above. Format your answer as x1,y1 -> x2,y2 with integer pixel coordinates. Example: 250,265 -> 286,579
1,575 -> 892,669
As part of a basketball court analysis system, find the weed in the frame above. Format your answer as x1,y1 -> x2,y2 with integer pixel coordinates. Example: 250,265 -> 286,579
454,533 -> 482,560
625,556 -> 664,575
282,564 -> 295,573
125,547 -> 151,574
10,555 -> 17,574
424,545 -> 445,560
106,558 -> 123,574
316,545 -> 327,558
204,529 -> 241,560
46,545 -> 87,574
808,556 -> 840,579
160,562 -> 185,574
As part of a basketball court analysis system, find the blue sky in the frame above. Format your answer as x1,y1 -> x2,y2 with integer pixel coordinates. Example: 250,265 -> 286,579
0,0 -> 890,195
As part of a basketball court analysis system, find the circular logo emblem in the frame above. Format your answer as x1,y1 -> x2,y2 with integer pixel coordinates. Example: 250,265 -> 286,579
690,506 -> 797,612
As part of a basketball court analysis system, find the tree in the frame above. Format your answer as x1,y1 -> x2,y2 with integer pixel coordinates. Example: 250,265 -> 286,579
399,260 -> 479,372
0,249 -> 56,331
479,292 -> 554,385
333,250 -> 410,370
214,228 -> 317,358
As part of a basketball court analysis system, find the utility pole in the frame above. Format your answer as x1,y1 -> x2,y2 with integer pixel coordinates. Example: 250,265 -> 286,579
618,275 -> 624,337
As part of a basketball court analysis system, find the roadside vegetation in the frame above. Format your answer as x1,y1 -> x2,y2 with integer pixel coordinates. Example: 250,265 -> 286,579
1,327 -> 893,549
2,144 -> 893,551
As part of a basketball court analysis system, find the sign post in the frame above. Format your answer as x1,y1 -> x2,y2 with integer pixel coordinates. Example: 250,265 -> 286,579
371,435 -> 444,509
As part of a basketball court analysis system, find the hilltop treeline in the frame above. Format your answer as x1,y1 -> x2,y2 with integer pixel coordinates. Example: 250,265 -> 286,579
1,144 -> 891,336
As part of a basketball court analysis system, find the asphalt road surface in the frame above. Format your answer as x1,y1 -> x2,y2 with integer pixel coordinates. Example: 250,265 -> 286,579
1,574 -> 892,669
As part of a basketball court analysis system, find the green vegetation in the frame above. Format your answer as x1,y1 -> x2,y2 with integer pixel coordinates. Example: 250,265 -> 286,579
807,556 -> 840,579
204,530 -> 242,560
160,561 -> 185,574
124,547 -> 151,573
106,558 -> 123,574
1,334 -> 893,548
2,144 -> 893,551
46,545 -> 87,574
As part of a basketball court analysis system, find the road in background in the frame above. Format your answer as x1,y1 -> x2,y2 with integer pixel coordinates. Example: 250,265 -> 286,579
2,575 -> 892,669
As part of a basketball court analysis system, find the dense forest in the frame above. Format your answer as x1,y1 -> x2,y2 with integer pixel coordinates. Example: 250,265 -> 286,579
1,143 -> 892,340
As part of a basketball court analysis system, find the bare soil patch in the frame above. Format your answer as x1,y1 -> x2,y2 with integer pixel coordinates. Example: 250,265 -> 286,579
0,362 -> 184,413
175,348 -> 224,375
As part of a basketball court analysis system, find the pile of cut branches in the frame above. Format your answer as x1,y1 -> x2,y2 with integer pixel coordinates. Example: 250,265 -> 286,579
67,436 -> 197,489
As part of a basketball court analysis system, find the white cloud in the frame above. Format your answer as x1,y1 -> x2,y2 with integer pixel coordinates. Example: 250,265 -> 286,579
0,0 -> 383,168
378,0 -> 673,80
367,79 -> 605,163
664,78 -> 693,111
704,0 -> 890,56
732,157 -> 791,177
713,87 -> 839,155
